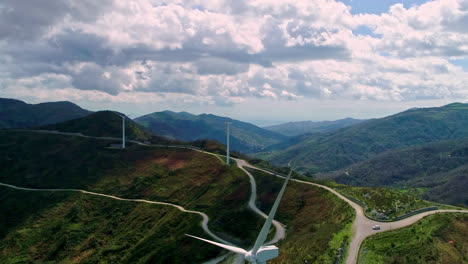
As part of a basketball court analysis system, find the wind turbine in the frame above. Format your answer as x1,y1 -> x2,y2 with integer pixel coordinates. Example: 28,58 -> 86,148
120,114 -> 125,149
113,112 -> 128,149
225,119 -> 231,165
187,166 -> 293,264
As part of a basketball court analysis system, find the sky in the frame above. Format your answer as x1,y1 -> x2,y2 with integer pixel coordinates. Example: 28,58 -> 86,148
1,0 -> 468,126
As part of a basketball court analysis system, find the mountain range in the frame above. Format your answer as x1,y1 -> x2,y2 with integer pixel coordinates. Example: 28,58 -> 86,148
264,103 -> 468,173
0,98 -> 91,128
135,111 -> 287,153
264,118 -> 365,137
40,110 -> 171,144
2,97 -> 467,206
0,98 -> 467,263
319,139 -> 468,205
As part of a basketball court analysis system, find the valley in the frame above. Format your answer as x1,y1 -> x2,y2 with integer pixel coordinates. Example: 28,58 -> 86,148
3,1 -> 468,263
1,99 -> 467,264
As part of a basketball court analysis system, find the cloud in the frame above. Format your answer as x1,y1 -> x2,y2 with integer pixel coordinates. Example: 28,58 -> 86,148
0,0 -> 468,106
0,0 -> 114,41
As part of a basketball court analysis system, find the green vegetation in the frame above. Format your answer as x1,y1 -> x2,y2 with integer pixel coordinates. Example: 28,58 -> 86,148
359,213 -> 468,264
264,118 -> 365,137
0,189 -> 220,264
0,131 -> 262,262
337,186 -> 439,221
321,139 -> 468,206
247,168 -> 355,264
244,161 -> 458,222
135,110 -> 287,153
0,97 -> 91,129
266,103 -> 468,173
40,111 -> 172,144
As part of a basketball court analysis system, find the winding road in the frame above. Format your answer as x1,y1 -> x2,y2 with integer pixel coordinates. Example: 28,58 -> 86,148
236,160 -> 468,264
5,129 -> 468,264
0,182 -> 233,246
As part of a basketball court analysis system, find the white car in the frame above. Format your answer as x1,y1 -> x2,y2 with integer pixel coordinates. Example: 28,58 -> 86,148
372,225 -> 381,230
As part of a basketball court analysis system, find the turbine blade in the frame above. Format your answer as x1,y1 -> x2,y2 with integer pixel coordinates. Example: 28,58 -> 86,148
185,234 -> 247,255
252,166 -> 293,254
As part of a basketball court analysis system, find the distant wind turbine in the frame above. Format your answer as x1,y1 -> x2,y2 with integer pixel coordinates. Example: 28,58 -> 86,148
113,112 -> 131,149
120,114 -> 125,149
187,166 -> 293,264
225,119 -> 231,165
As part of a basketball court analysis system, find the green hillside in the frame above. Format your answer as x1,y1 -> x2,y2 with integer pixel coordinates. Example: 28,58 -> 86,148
0,98 -> 91,128
40,111 -> 171,144
264,118 -> 365,137
0,131 -> 259,262
0,131 -> 354,263
135,111 -> 287,153
359,213 -> 468,264
266,103 -> 468,173
319,139 -> 468,206
248,168 -> 354,263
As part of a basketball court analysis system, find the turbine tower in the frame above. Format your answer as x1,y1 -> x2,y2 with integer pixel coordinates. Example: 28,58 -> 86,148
121,115 -> 125,149
187,166 -> 293,264
225,119 -> 231,165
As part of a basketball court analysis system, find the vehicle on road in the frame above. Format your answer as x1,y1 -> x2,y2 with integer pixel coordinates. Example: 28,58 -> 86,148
372,225 -> 381,230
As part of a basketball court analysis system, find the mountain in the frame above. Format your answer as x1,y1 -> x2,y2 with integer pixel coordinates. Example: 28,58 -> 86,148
318,139 -> 468,205
0,98 -> 91,128
264,118 -> 365,137
135,111 -> 287,153
0,130 -> 353,263
266,103 -> 468,172
40,111 -> 171,144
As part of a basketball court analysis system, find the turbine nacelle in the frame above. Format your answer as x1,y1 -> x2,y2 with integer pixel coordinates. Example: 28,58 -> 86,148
245,246 -> 279,263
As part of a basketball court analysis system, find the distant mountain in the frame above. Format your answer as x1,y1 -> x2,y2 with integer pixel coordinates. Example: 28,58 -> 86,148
135,111 -> 287,152
0,98 -> 91,128
264,118 -> 365,137
41,111 -> 171,144
266,103 -> 468,172
319,139 -> 468,205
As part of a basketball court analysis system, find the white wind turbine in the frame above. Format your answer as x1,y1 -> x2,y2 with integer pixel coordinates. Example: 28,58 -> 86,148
113,112 -> 131,149
120,114 -> 126,149
187,166 -> 293,264
225,119 -> 231,165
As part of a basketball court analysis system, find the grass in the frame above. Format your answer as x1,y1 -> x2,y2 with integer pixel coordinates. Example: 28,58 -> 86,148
0,131 -> 264,262
247,168 -> 355,264
0,190 -> 220,264
336,186 -> 438,221
243,161 -> 457,222
359,213 -> 468,264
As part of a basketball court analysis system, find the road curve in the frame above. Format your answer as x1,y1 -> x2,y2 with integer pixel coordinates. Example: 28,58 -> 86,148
10,130 -> 468,263
235,159 -> 286,245
237,162 -> 468,264
0,182 -> 233,246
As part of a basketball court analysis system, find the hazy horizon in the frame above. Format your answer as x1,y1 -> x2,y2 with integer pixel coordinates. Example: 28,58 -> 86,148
6,96 -> 461,127
1,0 -> 467,126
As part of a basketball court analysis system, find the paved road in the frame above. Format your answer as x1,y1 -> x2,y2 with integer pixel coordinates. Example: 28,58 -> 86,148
0,182 -> 233,246
9,130 -> 468,264
237,162 -> 468,264
235,159 -> 286,245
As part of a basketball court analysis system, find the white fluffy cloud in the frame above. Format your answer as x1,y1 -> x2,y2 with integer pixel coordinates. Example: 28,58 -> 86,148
1,0 -> 468,106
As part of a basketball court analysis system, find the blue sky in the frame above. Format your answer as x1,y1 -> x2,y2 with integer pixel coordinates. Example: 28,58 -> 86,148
1,0 -> 467,125
343,0 -> 431,14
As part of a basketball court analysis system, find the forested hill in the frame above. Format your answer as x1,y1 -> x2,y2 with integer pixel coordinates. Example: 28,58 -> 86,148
135,111 -> 287,153
319,139 -> 468,206
0,98 -> 91,128
264,118 -> 365,137
41,111 -> 171,144
266,103 -> 468,172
